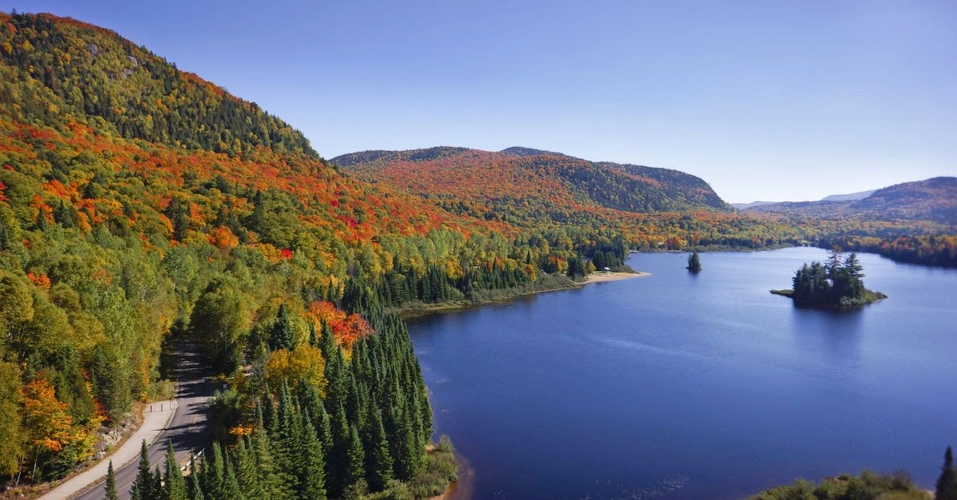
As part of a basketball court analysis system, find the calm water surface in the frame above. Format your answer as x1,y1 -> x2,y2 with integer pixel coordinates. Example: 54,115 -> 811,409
408,248 -> 957,499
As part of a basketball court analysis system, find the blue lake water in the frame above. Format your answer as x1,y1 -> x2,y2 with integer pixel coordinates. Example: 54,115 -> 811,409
407,248 -> 957,499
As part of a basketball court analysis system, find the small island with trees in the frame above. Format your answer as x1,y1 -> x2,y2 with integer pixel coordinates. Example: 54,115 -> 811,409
771,251 -> 886,309
687,251 -> 702,273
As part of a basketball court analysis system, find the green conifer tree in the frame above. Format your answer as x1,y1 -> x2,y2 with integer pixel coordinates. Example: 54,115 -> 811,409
164,441 -> 188,500
104,460 -> 118,500
686,251 -> 701,273
250,419 -> 284,498
299,416 -> 327,500
200,442 -> 225,498
131,440 -> 154,500
186,455 -> 205,500
219,454 -> 244,500
937,446 -> 957,500
269,303 -> 296,351
345,424 -> 366,490
363,403 -> 394,492
233,437 -> 262,500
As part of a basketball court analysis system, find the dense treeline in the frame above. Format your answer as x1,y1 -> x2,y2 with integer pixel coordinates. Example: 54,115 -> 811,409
820,234 -> 957,268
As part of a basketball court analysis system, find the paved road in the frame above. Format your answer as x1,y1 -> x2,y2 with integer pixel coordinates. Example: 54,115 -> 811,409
43,342 -> 215,500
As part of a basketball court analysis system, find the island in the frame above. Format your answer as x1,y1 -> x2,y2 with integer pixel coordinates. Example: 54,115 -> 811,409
771,252 -> 886,308
687,251 -> 702,273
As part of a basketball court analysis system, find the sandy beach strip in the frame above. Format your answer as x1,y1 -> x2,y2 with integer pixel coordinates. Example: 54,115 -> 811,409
583,271 -> 650,284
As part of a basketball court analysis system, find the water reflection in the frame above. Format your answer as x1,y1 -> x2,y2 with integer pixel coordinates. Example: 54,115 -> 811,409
410,248 -> 957,499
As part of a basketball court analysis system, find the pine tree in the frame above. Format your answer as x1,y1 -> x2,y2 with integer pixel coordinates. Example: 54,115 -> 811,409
200,442 -> 225,498
937,446 -> 957,500
299,417 -> 327,500
232,437 -> 262,500
299,384 -> 333,455
345,424 -> 366,490
104,460 -> 118,500
186,455 -> 205,500
250,420 -> 284,498
131,440 -> 155,500
220,453 -> 244,500
269,303 -> 297,351
164,441 -> 188,500
363,403 -> 394,492
686,251 -> 701,273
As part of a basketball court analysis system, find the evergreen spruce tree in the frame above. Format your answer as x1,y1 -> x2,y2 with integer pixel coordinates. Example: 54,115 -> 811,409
152,467 -> 164,500
250,419 -> 284,498
131,440 -> 155,500
345,424 -> 367,490
363,402 -> 394,492
269,303 -> 297,351
200,442 -> 225,498
186,455 -> 205,500
220,454 -> 244,500
686,251 -> 701,273
937,446 -> 957,500
232,437 -> 263,500
326,402 -> 351,498
164,441 -> 188,500
299,416 -> 327,500
319,320 -> 336,361
104,460 -> 118,500
299,384 -> 333,455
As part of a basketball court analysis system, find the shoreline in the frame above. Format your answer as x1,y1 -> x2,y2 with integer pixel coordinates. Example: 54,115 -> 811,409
399,271 -> 649,318
582,271 -> 650,284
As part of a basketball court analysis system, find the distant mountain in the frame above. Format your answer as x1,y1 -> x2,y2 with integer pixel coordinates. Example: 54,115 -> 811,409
334,147 -> 733,222
734,189 -> 875,209
745,177 -> 957,224
820,189 -> 876,202
731,201 -> 777,210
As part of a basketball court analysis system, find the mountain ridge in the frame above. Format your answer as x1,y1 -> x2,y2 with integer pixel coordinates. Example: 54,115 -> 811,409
333,146 -> 733,215
743,177 -> 957,224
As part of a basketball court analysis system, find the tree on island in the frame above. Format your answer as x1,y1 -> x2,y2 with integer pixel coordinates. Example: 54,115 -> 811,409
774,251 -> 885,308
686,251 -> 701,273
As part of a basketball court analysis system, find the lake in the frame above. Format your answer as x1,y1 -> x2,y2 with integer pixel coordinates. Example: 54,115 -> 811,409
407,247 -> 957,499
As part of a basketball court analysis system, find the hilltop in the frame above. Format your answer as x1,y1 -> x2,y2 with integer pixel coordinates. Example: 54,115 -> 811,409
742,177 -> 957,225
335,146 -> 732,215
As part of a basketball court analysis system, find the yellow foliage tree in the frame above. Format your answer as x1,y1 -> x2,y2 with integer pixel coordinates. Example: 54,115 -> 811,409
265,344 -> 326,395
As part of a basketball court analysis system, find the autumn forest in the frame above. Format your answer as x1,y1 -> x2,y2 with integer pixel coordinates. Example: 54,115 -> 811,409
0,10 -> 955,500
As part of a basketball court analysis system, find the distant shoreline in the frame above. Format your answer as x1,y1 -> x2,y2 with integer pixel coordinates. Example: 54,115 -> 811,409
399,270 -> 648,318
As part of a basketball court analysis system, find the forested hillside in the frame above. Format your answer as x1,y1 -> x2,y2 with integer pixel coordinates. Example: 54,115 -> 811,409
741,177 -> 957,267
0,13 -> 314,157
745,177 -> 957,224
334,146 -> 808,251
336,146 -> 732,215
0,12 -> 554,497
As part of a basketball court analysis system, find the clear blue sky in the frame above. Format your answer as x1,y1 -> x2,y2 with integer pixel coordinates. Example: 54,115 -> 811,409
4,1 -> 956,202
